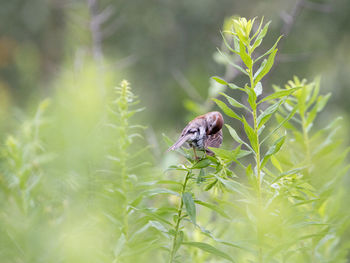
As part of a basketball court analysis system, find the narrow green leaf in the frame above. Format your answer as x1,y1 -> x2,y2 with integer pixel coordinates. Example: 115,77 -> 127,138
259,86 -> 301,103
162,133 -> 175,147
149,220 -> 168,233
271,167 -> 307,184
220,92 -> 249,110
257,99 -> 283,129
305,101 -> 319,128
208,147 -> 237,161
251,21 -> 271,51
316,93 -> 331,112
245,85 -> 257,110
228,83 -> 245,91
255,35 -> 282,63
270,155 -> 283,173
215,175 -> 247,197
306,79 -> 320,110
237,149 -> 252,159
233,35 -> 240,53
143,188 -> 180,197
220,32 -> 239,55
254,49 -> 277,85
196,169 -> 206,184
225,124 -> 253,152
183,192 -> 196,224
212,76 -> 228,85
261,135 -> 286,167
246,164 -> 257,190
205,179 -> 218,191
253,60 -> 266,80
261,103 -> 298,145
114,234 -> 126,257
225,124 -> 244,144
250,18 -> 264,40
182,242 -> 235,262
132,207 -> 173,226
212,98 -> 242,121
242,117 -> 258,153
173,231 -> 184,254
293,198 -> 320,207
239,39 -> 252,68
195,200 -> 230,219
192,158 -> 211,169
217,49 -> 249,76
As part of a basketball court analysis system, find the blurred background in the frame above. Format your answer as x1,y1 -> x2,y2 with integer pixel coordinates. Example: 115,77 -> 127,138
1,0 -> 350,130
0,0 -> 350,262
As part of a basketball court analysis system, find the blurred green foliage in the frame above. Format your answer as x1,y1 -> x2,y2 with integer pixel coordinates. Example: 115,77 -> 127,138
0,0 -> 349,262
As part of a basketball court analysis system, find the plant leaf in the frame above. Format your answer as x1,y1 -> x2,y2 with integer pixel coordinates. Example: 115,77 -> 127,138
259,86 -> 301,103
261,134 -> 286,168
239,39 -> 252,68
173,231 -> 184,255
217,49 -> 249,76
195,200 -> 230,219
228,83 -> 245,91
255,35 -> 282,63
143,188 -> 180,197
182,242 -> 235,262
192,158 -> 211,169
225,124 -> 253,152
251,21 -> 271,52
212,99 -> 242,121
183,192 -> 196,224
261,103 -> 298,145
254,49 -> 277,85
257,99 -> 283,129
220,92 -> 249,110
212,76 -> 228,85
245,85 -> 257,110
208,147 -> 237,161
242,117 -> 258,153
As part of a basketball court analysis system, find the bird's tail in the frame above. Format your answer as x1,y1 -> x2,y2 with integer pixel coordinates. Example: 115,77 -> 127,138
167,134 -> 191,152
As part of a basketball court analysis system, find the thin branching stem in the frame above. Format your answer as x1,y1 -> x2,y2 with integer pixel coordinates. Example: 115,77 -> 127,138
168,170 -> 191,263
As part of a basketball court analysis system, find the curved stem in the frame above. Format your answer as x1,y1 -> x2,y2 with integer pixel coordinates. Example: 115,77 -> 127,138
168,170 -> 191,263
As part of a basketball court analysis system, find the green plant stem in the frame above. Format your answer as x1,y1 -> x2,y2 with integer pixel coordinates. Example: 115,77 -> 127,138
120,155 -> 129,240
119,84 -> 130,241
300,113 -> 311,167
168,170 -> 191,263
248,48 -> 263,263
301,111 -> 317,262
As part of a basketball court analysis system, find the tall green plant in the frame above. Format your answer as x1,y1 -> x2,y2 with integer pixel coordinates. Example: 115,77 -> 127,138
161,17 -> 299,263
103,80 -> 162,262
0,99 -> 53,261
210,17 -> 292,262
208,17 -> 349,262
268,77 -> 350,262
161,147 -> 238,263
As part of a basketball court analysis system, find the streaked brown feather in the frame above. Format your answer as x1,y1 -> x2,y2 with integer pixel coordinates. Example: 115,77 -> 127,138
205,130 -> 223,155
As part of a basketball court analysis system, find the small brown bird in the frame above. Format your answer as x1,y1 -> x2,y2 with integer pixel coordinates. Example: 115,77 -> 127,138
167,111 -> 224,159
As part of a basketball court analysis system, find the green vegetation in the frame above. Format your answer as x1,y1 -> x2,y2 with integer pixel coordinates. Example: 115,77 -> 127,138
0,8 -> 349,263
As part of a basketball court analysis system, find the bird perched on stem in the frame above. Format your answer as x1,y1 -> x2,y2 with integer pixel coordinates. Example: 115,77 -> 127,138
167,111 -> 224,159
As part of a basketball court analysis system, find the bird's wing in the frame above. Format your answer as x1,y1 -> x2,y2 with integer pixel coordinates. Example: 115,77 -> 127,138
205,130 -> 223,148
167,133 -> 192,151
